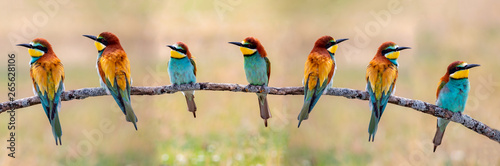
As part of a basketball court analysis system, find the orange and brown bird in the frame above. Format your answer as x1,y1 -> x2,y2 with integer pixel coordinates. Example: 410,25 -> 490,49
298,36 -> 348,127
366,41 -> 410,142
17,38 -> 65,145
83,32 -> 138,130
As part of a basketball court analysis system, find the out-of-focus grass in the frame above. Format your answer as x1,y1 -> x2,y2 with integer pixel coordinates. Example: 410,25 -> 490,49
1,0 -> 500,165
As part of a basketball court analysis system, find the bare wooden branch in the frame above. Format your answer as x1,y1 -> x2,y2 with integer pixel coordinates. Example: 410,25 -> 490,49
1,82 -> 498,144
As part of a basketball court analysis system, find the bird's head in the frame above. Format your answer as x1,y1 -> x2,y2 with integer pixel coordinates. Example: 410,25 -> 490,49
83,32 -> 121,52
446,61 -> 480,79
17,38 -> 53,63
167,42 -> 192,59
378,41 -> 411,60
313,36 -> 348,55
228,37 -> 267,57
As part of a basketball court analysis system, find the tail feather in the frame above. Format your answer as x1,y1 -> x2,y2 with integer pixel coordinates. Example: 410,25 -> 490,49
297,100 -> 311,128
51,113 -> 63,145
433,118 -> 450,152
184,91 -> 197,118
257,93 -> 271,127
124,101 -> 138,130
298,76 -> 321,128
368,111 -> 378,142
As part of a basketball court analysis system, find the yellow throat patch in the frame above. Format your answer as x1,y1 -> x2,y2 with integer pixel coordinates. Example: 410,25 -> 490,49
95,41 -> 106,51
385,51 -> 400,59
240,47 -> 256,55
170,50 -> 186,59
450,69 -> 469,79
327,45 -> 338,54
28,48 -> 44,57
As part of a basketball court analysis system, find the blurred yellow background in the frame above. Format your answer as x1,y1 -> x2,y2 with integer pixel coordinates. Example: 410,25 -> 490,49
1,0 -> 500,165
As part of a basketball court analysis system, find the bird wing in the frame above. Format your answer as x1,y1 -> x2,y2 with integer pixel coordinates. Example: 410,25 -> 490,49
265,57 -> 271,84
99,49 -> 131,91
303,52 -> 333,111
436,78 -> 447,99
366,62 -> 397,119
366,63 -> 397,100
99,49 -> 132,114
30,60 -> 64,121
190,58 -> 197,76
304,52 -> 333,91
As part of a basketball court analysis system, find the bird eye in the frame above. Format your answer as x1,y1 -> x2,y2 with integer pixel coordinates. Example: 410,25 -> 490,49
328,41 -> 335,47
246,43 -> 256,49
97,38 -> 108,45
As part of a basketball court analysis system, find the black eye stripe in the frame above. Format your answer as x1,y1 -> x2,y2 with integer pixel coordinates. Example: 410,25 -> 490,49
171,47 -> 186,54
382,48 -> 396,55
245,44 -> 256,49
326,41 -> 335,48
178,48 -> 187,54
35,46 -> 48,53
97,38 -> 108,45
449,66 -> 466,74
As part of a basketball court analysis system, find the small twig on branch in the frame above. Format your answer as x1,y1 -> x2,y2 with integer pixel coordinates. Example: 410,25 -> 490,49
1,82 -> 498,144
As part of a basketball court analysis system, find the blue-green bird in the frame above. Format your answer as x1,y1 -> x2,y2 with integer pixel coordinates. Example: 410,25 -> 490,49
167,42 -> 198,117
229,37 -> 272,127
433,61 -> 479,152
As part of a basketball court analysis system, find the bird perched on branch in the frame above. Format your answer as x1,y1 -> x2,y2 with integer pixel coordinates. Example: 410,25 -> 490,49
17,38 -> 65,145
366,42 -> 410,142
298,36 -> 348,128
83,32 -> 138,130
433,61 -> 479,152
229,37 -> 272,127
167,42 -> 198,117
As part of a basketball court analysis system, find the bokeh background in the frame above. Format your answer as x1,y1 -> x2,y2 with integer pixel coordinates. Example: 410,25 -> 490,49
1,0 -> 500,165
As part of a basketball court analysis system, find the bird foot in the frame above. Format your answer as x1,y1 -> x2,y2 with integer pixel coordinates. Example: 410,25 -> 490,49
258,85 -> 266,93
243,84 -> 249,92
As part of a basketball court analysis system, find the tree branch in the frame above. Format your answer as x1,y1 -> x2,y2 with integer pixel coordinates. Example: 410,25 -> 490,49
1,82 -> 498,144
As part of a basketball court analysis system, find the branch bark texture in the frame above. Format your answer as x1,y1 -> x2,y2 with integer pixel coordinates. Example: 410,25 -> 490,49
1,82 -> 498,144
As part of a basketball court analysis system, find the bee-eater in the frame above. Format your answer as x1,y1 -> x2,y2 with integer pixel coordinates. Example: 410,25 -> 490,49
229,37 -> 272,127
83,32 -> 138,130
366,42 -> 410,142
167,42 -> 198,118
433,61 -> 479,152
17,38 -> 65,145
298,36 -> 348,128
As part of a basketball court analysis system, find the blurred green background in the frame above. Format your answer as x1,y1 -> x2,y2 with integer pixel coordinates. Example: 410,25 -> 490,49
1,0 -> 500,165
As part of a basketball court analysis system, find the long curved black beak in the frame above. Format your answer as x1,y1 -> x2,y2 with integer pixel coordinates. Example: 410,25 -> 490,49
166,45 -> 176,50
335,38 -> 349,44
228,42 -> 244,47
465,64 -> 480,69
82,35 -> 98,41
16,43 -> 32,49
396,47 -> 411,51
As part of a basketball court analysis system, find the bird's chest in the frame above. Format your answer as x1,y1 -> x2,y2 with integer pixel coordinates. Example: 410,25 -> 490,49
168,58 -> 196,84
437,80 -> 470,112
243,55 -> 267,85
